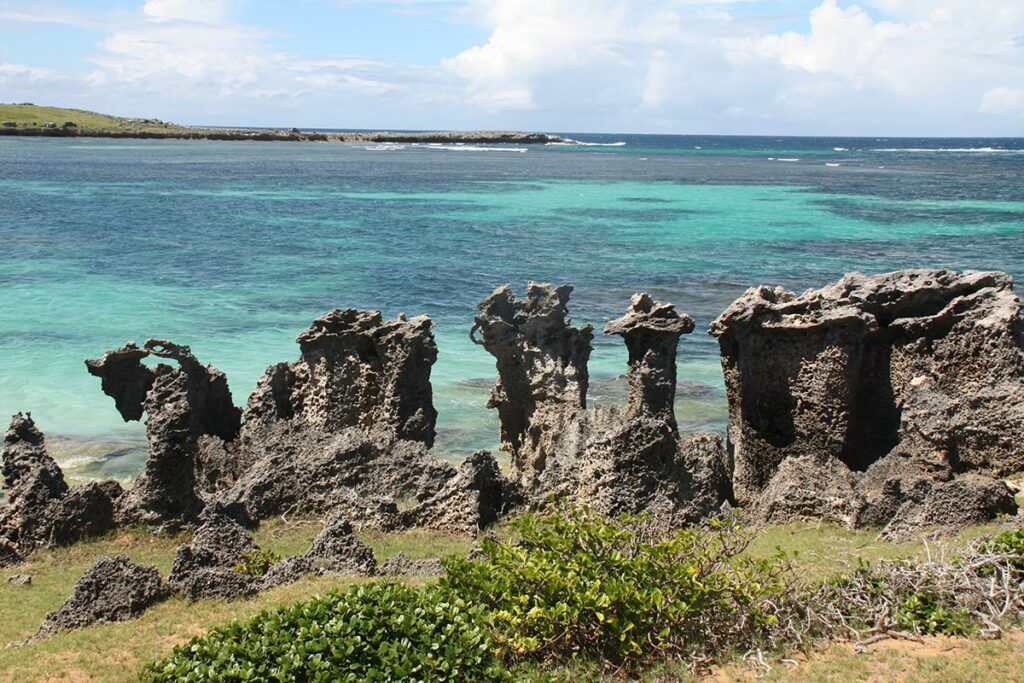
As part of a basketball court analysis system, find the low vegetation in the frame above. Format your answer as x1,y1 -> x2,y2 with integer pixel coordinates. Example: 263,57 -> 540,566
1,511 -> 1021,682
0,103 -> 188,135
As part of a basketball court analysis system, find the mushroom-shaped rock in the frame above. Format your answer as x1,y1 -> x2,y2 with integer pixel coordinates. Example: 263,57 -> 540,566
604,293 -> 695,426
36,555 -> 167,637
471,283 -> 593,487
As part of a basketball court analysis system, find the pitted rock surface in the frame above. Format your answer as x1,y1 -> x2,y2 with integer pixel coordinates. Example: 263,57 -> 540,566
380,552 -> 445,578
302,510 -> 378,575
86,340 -> 242,527
711,269 -> 1023,533
471,283 -> 593,489
219,427 -> 453,525
36,555 -> 167,637
168,512 -> 261,600
244,309 -> 438,446
400,450 -> 511,534
1,414 -> 122,565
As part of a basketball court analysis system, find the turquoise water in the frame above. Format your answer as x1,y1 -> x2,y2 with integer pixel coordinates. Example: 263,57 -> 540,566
2,135 -> 1022,483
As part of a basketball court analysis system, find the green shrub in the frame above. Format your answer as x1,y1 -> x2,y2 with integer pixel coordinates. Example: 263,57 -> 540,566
141,582 -> 508,682
979,527 -> 1024,573
440,504 -> 792,669
894,592 -> 975,636
233,549 -> 282,577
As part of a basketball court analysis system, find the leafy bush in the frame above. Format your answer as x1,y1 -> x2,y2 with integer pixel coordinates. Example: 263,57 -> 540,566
894,592 -> 975,636
233,549 -> 282,577
141,582 -> 508,682
440,504 -> 793,669
979,527 -> 1024,573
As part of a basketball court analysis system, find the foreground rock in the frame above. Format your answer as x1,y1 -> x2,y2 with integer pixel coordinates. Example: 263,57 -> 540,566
168,512 -> 261,600
0,414 -> 123,566
711,269 -> 1023,533
86,340 -> 242,528
36,555 -> 167,638
262,511 -> 378,590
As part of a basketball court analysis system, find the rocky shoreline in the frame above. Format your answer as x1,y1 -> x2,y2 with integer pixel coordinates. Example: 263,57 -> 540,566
2,268 -> 1023,631
0,125 -> 561,144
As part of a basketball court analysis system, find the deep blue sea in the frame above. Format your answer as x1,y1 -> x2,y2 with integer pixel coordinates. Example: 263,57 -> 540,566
2,133 -> 1022,485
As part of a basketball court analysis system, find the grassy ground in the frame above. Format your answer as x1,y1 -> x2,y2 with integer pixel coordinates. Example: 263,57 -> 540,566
0,520 -> 1010,682
0,103 -> 187,134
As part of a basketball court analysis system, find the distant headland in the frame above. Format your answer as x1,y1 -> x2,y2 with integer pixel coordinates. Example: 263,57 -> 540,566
0,103 -> 562,144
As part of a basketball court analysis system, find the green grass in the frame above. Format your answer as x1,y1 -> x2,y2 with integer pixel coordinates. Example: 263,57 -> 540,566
0,518 -> 473,682
0,103 -> 187,134
0,520 -> 1009,682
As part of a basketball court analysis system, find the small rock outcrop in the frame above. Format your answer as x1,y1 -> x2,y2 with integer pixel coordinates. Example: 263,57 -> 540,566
711,269 -> 1024,533
86,340 -> 242,527
400,451 -> 512,534
261,511 -> 378,589
167,512 -> 261,601
379,553 -> 445,578
36,555 -> 167,637
1,414 -> 122,565
471,283 -> 593,490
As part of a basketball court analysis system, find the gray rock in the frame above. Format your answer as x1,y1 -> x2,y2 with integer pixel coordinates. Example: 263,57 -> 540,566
471,283 -> 593,490
36,555 -> 167,637
379,552 -> 445,578
302,510 -> 377,575
86,340 -> 242,528
8,573 -> 31,585
400,450 -> 511,534
1,414 -> 122,564
167,512 -> 260,600
711,269 -> 1023,535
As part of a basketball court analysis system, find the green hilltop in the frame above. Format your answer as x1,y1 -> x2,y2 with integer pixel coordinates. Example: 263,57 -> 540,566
0,102 -> 187,134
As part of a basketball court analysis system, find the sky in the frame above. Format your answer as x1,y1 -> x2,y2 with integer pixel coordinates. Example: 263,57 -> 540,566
0,0 -> 1022,136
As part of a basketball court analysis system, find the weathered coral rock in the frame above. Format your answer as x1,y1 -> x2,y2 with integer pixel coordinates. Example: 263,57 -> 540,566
244,309 -> 437,446
474,286 -> 730,524
1,414 -> 122,565
8,573 -> 31,585
86,340 -> 242,527
261,511 -> 378,589
604,293 -> 696,426
36,555 -> 167,637
471,283 -> 593,489
219,309 -> 453,526
302,510 -> 378,575
220,428 -> 453,526
379,552 -> 445,578
167,512 -> 260,600
710,269 -> 1023,532
400,450 -> 511,534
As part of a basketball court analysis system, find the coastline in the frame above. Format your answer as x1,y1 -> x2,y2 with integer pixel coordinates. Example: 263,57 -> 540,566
0,126 -> 562,144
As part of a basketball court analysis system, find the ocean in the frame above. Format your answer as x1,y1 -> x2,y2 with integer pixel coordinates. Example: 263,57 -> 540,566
2,134 -> 1022,485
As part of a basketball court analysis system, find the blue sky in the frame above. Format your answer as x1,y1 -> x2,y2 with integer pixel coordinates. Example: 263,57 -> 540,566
0,0 -> 1022,135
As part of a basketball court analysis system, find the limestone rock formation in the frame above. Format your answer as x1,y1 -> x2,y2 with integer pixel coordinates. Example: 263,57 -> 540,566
471,283 -> 593,489
400,450 -> 512,534
379,553 -> 445,578
244,309 -> 437,446
167,512 -> 261,600
86,340 -> 242,527
261,511 -> 378,589
1,414 -> 122,565
711,269 -> 1024,532
474,286 -> 730,524
36,555 -> 167,637
604,292 -> 696,426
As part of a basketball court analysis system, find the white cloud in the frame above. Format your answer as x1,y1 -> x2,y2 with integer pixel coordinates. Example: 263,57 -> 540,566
0,0 -> 1022,133
980,87 -> 1024,117
141,0 -> 231,24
